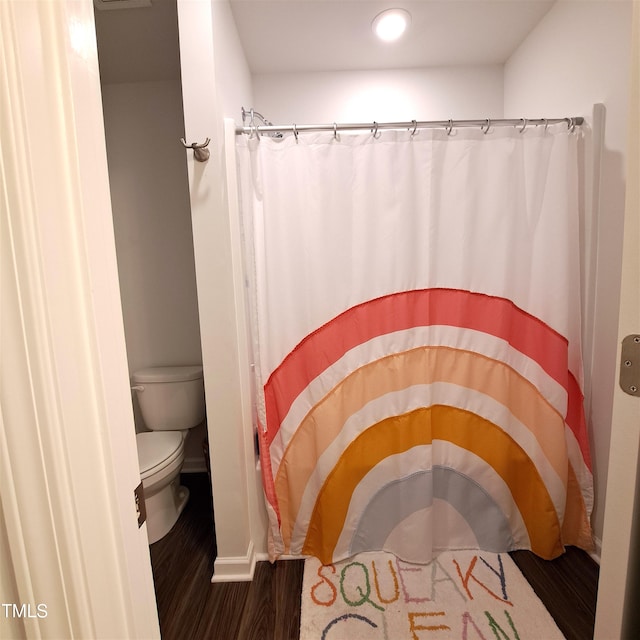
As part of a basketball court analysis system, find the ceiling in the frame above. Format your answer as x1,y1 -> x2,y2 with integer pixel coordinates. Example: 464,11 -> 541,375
230,0 -> 556,74
94,0 -> 556,83
94,0 -> 182,83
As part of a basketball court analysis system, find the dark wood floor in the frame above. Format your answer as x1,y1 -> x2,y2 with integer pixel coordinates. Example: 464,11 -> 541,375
149,473 -> 599,640
149,473 -> 304,640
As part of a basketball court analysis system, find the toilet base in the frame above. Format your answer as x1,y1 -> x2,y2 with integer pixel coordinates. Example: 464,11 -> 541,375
145,476 -> 190,544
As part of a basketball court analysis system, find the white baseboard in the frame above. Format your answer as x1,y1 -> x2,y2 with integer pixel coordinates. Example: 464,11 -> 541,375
211,540 -> 257,583
254,552 -> 307,562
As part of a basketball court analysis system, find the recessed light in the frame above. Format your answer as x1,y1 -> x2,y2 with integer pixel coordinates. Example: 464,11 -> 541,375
372,8 -> 411,42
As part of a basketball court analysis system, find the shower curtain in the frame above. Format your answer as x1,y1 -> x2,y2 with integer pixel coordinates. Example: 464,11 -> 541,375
237,123 -> 594,565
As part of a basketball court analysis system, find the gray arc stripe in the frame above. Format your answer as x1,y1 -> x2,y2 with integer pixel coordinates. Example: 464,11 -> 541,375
349,467 -> 515,555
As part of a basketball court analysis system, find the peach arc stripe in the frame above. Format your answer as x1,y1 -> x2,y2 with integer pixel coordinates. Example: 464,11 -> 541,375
275,346 -> 568,550
301,406 -> 564,564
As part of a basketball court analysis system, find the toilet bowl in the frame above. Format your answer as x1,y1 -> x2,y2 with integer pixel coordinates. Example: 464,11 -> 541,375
131,365 -> 205,544
136,431 -> 189,544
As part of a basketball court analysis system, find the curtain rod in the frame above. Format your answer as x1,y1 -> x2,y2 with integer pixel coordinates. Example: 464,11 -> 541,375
235,117 -> 584,136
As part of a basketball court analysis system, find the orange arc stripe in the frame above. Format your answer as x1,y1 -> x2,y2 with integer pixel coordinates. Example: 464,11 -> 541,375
301,406 -> 564,564
562,463 -> 595,552
277,346 -> 567,550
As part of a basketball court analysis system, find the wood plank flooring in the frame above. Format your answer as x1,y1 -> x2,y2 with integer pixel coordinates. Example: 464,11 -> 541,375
150,474 -> 599,640
510,548 -> 599,640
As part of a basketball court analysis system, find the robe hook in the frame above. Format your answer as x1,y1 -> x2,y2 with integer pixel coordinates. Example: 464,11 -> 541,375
180,137 -> 210,162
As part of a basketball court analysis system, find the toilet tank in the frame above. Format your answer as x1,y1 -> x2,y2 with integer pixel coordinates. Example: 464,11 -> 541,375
131,365 -> 205,431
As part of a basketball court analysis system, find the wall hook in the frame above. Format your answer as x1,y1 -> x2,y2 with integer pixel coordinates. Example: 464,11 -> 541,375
180,137 -> 211,162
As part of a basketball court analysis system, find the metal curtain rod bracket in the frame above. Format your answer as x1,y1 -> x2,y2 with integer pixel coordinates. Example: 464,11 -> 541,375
241,107 -> 284,138
235,116 -> 584,136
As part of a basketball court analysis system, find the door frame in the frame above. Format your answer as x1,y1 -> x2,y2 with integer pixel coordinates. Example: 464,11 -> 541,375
0,1 -> 160,637
594,2 -> 640,636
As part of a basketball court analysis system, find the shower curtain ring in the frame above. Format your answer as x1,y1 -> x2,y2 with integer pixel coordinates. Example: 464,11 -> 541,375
543,118 -> 549,131
519,118 -> 528,133
446,119 -> 454,136
372,121 -> 380,138
333,122 -> 338,140
482,119 -> 491,134
293,124 -> 299,142
410,120 -> 418,136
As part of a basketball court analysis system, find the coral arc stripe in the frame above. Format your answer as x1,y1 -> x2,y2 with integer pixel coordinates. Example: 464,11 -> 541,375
567,372 -> 591,469
301,406 -> 564,565
264,289 -> 571,450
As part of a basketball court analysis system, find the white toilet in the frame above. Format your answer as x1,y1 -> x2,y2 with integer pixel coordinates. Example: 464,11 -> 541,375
131,365 -> 205,544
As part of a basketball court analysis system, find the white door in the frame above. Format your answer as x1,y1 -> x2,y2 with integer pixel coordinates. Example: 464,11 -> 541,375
0,1 -> 159,637
594,3 -> 640,637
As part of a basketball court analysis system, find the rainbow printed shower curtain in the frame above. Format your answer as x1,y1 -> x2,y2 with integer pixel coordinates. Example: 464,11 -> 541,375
237,123 -> 594,565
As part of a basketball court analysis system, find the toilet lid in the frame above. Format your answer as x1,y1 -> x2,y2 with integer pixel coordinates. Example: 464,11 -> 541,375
136,432 -> 183,475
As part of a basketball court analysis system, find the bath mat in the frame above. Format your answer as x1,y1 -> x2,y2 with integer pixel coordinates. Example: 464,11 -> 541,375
299,550 -> 564,639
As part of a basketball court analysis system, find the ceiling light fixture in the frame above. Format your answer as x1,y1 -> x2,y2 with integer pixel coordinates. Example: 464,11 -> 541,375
372,8 -> 411,42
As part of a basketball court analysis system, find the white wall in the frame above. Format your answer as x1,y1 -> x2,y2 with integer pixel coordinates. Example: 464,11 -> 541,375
253,65 -> 504,123
504,0 -> 633,546
178,0 -> 269,574
102,81 -> 202,375
212,0 -> 253,120
101,80 -> 206,466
